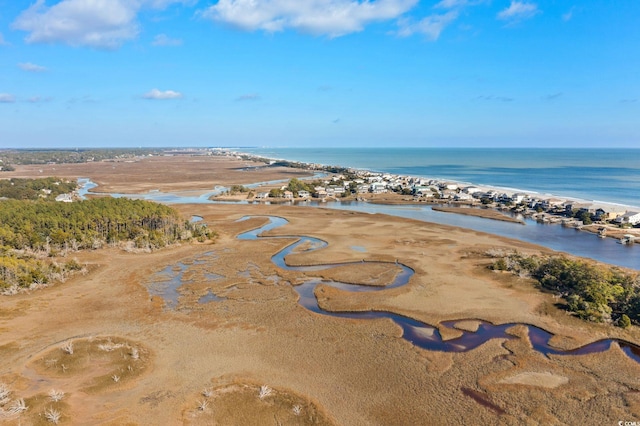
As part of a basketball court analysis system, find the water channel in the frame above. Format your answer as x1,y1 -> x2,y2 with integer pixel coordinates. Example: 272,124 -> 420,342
77,177 -> 639,270
239,215 -> 640,363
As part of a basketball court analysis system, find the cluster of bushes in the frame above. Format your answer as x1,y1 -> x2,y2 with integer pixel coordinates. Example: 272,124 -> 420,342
0,249 -> 84,293
229,185 -> 250,194
491,251 -> 640,327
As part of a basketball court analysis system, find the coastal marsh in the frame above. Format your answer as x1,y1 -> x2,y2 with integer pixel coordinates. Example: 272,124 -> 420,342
1,156 -> 639,424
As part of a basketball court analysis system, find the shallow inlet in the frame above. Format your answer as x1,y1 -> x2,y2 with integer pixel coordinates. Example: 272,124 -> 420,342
146,252 -> 219,309
237,215 -> 640,363
76,178 -> 640,270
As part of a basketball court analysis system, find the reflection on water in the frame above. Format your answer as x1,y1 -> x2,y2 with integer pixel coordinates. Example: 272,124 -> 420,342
77,178 -> 639,270
146,252 -> 219,309
198,290 -> 226,304
238,216 -> 640,363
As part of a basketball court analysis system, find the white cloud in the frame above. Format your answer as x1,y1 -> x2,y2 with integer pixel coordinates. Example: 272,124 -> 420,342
434,0 -> 486,9
203,0 -> 419,37
18,62 -> 48,72
12,0 -> 190,49
562,7 -> 575,22
143,89 -> 183,100
497,1 -> 539,22
0,94 -> 16,103
236,93 -> 260,101
28,96 -> 54,103
152,34 -> 183,46
397,11 -> 458,40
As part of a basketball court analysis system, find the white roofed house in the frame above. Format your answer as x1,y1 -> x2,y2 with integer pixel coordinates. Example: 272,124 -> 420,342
328,185 -> 346,196
463,186 -> 482,195
511,193 -> 527,204
356,184 -> 370,194
614,211 -> 640,226
297,190 -> 310,198
370,182 -> 387,194
55,193 -> 73,202
454,193 -> 473,201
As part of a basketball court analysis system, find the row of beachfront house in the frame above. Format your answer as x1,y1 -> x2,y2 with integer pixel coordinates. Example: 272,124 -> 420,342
346,171 -> 640,225
257,170 -> 640,226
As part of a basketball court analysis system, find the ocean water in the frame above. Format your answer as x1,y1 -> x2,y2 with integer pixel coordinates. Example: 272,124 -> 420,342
241,148 -> 640,208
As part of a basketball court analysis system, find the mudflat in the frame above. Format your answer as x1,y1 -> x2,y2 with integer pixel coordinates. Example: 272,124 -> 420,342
1,158 -> 640,425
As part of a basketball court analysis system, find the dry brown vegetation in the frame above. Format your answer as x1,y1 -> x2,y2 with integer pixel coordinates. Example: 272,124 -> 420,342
1,154 -> 313,194
1,156 -> 640,424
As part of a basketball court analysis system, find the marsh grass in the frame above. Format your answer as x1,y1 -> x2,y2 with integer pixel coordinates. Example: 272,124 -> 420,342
0,382 -> 10,406
0,383 -> 28,420
48,390 -> 64,402
258,385 -> 272,400
8,392 -> 70,426
60,342 -> 73,355
186,383 -> 332,425
44,407 -> 61,424
30,337 -> 149,394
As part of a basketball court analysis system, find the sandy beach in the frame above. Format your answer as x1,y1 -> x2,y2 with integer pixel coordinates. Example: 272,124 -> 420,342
2,156 -> 640,424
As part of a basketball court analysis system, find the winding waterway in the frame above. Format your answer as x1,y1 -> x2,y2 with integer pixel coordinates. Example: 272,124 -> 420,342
76,178 -> 640,270
238,215 -> 640,364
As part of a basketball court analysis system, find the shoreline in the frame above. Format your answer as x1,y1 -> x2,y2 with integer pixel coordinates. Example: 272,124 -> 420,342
3,156 -> 640,422
229,149 -> 640,244
431,206 -> 525,224
233,149 -> 640,212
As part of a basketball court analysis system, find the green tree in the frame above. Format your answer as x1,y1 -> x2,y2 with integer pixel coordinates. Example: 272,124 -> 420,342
619,314 -> 631,328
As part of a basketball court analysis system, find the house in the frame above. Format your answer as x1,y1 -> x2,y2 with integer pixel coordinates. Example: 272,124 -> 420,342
463,186 -> 482,195
540,198 -> 565,210
356,184 -> 370,194
283,191 -> 293,199
328,185 -> 346,195
255,192 -> 269,199
454,193 -> 473,201
55,194 -> 73,202
370,182 -> 387,194
615,211 -> 640,226
297,190 -> 310,198
564,202 -> 593,215
440,190 -> 457,200
511,193 -> 527,204
594,206 -> 626,221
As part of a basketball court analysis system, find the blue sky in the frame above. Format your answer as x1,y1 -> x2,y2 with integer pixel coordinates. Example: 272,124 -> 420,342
0,0 -> 638,148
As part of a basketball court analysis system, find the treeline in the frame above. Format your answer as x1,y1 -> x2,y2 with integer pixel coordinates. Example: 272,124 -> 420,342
0,197 -> 213,293
0,148 -> 164,166
0,198 -> 212,252
491,252 -> 640,327
0,177 -> 77,200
